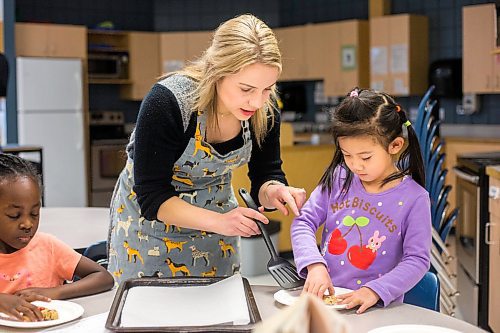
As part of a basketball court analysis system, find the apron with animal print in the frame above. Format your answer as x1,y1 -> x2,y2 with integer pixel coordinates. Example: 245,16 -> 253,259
108,111 -> 252,284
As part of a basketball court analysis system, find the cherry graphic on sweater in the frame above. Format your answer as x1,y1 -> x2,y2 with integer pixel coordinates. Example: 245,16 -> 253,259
347,245 -> 376,270
348,230 -> 386,270
327,215 -> 369,256
328,229 -> 347,254
326,215 -> 387,270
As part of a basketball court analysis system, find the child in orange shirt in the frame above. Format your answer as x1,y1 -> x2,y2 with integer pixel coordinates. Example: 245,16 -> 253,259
0,154 -> 114,321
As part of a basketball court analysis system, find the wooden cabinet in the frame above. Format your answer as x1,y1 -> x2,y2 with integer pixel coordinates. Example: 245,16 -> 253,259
487,172 -> 500,332
463,4 -> 498,93
160,32 -> 187,74
278,20 -> 368,93
121,32 -> 160,101
16,23 -> 86,58
321,20 -> 369,96
185,31 -> 212,64
87,30 -> 161,100
303,23 -> 330,81
159,31 -> 212,76
87,30 -> 130,85
274,26 -> 306,81
369,14 -> 428,96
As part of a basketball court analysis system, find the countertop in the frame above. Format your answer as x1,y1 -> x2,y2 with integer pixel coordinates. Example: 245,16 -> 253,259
486,165 -> 500,179
1,144 -> 43,153
441,124 -> 500,139
38,207 -> 110,250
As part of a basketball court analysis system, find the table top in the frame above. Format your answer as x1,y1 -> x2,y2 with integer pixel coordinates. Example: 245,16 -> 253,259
38,207 -> 110,250
3,285 -> 484,333
2,144 -> 43,153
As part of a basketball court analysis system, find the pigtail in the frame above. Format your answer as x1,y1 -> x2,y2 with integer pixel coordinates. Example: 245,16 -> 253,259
401,124 -> 425,188
388,104 -> 425,188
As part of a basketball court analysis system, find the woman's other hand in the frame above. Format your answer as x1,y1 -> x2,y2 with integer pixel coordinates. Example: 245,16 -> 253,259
214,207 -> 269,237
0,293 -> 47,322
264,183 -> 306,216
335,286 -> 380,314
302,262 -> 335,298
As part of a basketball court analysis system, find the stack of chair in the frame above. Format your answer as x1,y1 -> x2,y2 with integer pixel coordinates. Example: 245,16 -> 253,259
413,86 -> 459,316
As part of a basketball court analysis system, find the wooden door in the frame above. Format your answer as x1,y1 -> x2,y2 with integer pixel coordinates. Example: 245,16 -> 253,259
121,32 -> 160,101
275,26 -> 306,81
185,31 -> 212,63
159,32 -> 187,74
16,23 -> 86,58
463,4 -> 496,93
46,24 -> 86,58
304,23 -> 328,81
16,23 -> 50,57
322,23 -> 341,96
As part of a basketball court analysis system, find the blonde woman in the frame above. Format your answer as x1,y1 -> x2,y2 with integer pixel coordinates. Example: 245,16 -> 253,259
108,14 -> 306,282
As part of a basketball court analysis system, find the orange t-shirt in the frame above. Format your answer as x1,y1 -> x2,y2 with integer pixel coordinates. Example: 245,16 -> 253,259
0,232 -> 81,294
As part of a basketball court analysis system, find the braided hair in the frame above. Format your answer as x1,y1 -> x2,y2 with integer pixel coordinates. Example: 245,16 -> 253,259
320,88 -> 425,195
0,153 -> 41,189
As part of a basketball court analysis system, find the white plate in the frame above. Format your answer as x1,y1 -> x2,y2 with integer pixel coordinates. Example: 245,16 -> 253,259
367,325 -> 462,333
273,287 -> 353,309
0,300 -> 84,328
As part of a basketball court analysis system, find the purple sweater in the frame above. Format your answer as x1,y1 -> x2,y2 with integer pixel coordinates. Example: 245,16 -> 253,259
291,168 -> 431,306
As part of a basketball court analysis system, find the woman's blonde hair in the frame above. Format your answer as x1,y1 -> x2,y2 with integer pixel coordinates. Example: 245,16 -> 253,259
170,14 -> 282,146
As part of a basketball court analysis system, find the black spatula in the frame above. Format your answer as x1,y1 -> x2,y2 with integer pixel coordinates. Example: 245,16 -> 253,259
239,188 -> 305,290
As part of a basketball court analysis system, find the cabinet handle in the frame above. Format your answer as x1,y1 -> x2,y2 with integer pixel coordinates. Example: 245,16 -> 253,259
485,222 -> 497,245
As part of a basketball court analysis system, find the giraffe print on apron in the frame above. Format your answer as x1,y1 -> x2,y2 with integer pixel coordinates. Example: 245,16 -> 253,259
108,111 -> 252,284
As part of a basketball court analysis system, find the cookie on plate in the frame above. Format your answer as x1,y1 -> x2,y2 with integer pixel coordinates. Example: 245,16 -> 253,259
322,294 -> 338,305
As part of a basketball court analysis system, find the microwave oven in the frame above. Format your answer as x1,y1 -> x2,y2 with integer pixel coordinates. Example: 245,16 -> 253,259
88,53 -> 129,79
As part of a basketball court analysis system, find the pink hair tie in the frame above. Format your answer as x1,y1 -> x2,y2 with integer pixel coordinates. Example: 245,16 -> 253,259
349,90 -> 359,97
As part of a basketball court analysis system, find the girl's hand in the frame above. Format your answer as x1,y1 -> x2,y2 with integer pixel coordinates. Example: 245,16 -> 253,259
0,293 -> 46,322
215,207 -> 269,237
302,263 -> 335,298
15,288 -> 58,301
336,286 -> 380,314
264,184 -> 306,216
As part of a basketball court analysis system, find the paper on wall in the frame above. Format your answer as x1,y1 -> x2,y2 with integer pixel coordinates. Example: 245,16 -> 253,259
390,44 -> 408,74
120,274 -> 250,327
370,47 -> 388,75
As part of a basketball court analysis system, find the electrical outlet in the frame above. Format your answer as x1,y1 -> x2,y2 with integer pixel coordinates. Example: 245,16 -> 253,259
462,93 -> 480,114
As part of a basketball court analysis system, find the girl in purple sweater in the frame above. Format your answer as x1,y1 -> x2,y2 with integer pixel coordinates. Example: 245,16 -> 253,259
291,88 -> 431,314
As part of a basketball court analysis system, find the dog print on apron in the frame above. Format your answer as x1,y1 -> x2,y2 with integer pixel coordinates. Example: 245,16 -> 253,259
108,111 -> 252,284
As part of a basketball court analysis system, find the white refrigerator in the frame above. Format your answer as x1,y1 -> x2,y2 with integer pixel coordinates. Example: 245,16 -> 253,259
17,57 -> 87,207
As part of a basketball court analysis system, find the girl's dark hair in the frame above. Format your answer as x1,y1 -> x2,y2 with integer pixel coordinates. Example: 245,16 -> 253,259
319,88 -> 425,194
0,153 -> 42,188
